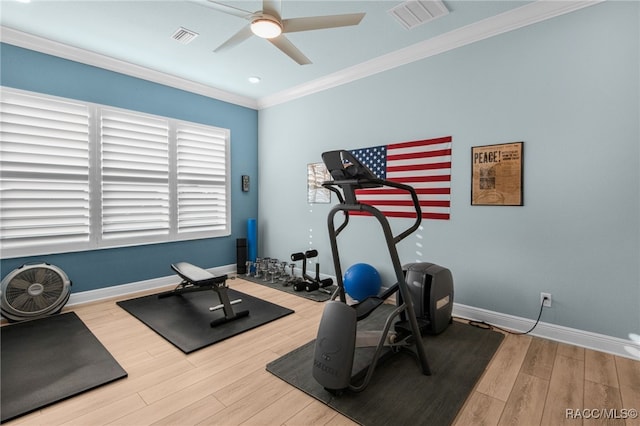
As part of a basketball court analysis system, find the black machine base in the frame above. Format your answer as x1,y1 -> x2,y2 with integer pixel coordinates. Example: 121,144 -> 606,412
400,262 -> 454,335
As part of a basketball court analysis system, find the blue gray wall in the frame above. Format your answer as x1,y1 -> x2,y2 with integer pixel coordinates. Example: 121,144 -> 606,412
258,2 -> 639,339
0,44 -> 259,291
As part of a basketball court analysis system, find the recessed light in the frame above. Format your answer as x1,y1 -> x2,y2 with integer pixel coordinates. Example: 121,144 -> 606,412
248,76 -> 261,84
16,0 -> 31,3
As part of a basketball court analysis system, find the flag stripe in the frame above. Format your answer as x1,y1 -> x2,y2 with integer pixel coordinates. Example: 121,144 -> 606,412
351,211 -> 451,220
388,144 -> 451,158
388,136 -> 452,150
351,206 -> 450,214
389,170 -> 451,180
388,149 -> 452,162
360,188 -> 451,195
358,200 -> 450,207
353,192 -> 450,204
390,174 -> 451,183
387,161 -> 451,172
355,193 -> 450,201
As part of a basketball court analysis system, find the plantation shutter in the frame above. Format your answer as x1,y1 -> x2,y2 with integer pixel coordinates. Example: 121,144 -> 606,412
100,109 -> 170,240
0,90 -> 90,254
0,87 -> 231,257
176,123 -> 228,234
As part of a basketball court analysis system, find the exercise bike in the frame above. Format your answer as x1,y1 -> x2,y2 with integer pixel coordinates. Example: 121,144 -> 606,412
312,150 -> 431,394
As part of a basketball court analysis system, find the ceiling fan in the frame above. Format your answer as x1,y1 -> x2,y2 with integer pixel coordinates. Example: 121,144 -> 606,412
206,0 -> 366,65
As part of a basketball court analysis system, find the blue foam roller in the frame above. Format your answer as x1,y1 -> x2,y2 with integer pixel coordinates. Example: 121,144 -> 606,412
247,218 -> 257,262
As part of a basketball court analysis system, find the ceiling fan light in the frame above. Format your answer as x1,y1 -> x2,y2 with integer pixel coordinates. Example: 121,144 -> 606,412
251,18 -> 282,39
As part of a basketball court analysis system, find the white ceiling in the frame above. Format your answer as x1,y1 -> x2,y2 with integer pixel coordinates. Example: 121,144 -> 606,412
0,0 -> 600,109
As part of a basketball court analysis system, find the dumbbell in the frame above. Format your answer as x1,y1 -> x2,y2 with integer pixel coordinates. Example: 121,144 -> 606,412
305,278 -> 333,292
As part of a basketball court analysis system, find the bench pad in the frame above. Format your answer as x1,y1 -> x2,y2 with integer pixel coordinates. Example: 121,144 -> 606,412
171,262 -> 227,286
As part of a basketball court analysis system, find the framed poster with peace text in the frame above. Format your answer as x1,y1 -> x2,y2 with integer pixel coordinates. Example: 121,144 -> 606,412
471,142 -> 523,206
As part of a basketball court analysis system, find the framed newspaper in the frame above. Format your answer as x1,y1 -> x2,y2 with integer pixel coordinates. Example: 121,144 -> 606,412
471,142 -> 523,206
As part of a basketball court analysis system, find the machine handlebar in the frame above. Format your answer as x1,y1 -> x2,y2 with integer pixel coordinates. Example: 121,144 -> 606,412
321,150 -> 422,244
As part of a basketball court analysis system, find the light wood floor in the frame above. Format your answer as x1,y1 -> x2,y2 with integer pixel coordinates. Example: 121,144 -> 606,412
4,277 -> 640,426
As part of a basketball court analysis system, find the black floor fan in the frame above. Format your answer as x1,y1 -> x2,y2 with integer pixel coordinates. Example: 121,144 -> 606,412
1,263 -> 72,322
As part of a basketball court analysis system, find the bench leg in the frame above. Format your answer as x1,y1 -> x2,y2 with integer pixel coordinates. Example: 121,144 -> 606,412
209,286 -> 250,327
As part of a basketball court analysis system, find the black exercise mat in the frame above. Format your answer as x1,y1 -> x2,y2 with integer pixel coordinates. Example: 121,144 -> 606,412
239,274 -> 333,302
117,288 -> 294,353
266,305 -> 504,426
0,312 -> 128,423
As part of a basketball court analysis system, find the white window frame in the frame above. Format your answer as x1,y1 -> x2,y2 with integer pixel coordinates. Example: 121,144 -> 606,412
0,87 -> 231,258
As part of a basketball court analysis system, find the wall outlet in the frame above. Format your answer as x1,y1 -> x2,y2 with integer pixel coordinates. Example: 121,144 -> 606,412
540,292 -> 552,308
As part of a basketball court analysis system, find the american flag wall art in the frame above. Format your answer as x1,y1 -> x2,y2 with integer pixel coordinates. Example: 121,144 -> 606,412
350,136 -> 452,220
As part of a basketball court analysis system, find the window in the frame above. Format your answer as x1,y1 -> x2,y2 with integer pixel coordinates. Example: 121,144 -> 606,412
0,89 -> 91,254
0,87 -> 230,258
100,108 -> 170,241
176,123 -> 229,235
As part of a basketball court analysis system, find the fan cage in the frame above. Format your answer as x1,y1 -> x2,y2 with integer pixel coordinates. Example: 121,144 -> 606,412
1,263 -> 71,321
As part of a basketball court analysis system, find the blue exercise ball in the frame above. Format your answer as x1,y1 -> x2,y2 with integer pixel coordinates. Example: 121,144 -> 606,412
343,263 -> 382,301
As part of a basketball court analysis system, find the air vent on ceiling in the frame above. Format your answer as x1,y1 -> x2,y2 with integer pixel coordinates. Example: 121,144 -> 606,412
171,27 -> 199,44
388,0 -> 449,30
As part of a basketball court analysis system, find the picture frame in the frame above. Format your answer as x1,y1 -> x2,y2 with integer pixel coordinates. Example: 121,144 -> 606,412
307,162 -> 332,203
471,142 -> 523,206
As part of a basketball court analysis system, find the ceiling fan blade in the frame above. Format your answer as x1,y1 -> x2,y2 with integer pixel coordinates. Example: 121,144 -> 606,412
268,35 -> 311,65
262,0 -> 281,20
205,0 -> 254,19
282,13 -> 366,33
214,24 -> 253,52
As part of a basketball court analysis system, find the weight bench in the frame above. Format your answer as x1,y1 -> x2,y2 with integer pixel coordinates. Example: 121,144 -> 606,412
158,262 -> 249,327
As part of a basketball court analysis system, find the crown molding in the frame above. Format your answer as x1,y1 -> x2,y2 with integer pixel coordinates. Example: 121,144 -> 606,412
1,1 -> 602,111
257,0 -> 603,109
0,26 -> 259,110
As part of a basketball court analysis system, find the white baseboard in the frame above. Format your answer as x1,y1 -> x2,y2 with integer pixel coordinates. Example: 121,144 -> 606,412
63,268 -> 638,361
453,303 -> 640,361
66,264 -> 237,307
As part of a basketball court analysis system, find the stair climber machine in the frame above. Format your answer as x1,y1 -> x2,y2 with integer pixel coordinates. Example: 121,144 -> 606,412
312,150 -> 453,395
